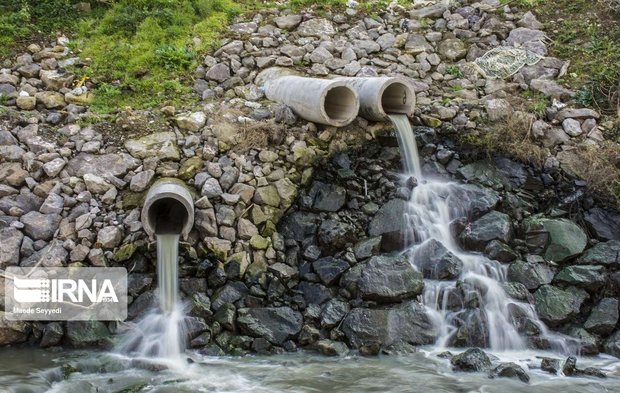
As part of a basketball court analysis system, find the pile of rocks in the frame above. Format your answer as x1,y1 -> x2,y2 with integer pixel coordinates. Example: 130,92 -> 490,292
0,0 -> 619,362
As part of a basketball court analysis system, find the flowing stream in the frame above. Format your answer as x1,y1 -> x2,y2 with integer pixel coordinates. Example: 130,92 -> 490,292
388,114 -> 573,352
116,234 -> 186,365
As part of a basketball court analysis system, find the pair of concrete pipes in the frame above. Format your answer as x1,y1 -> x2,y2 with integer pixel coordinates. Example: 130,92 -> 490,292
259,67 -> 416,126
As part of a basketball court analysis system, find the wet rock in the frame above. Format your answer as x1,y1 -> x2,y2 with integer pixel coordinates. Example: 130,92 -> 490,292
562,356 -> 578,376
357,255 -> 423,303
414,239 -> 463,280
40,322 -> 64,348
604,330 -> 620,358
451,309 -> 489,348
125,132 -> 180,160
368,199 -> 408,251
65,321 -> 109,348
489,362 -> 530,383
21,211 -> 60,241
317,339 -> 349,356
507,260 -> 555,290
459,211 -> 513,251
584,298 -> 619,335
485,240 -> 518,262
534,285 -> 588,327
237,307 -> 303,345
0,227 -> 23,268
451,348 -> 491,372
321,299 -> 350,328
578,240 -> 620,267
342,301 -> 437,348
279,212 -> 318,242
540,357 -> 561,374
554,265 -> 606,291
523,217 -> 587,262
313,257 -> 350,286
211,282 -> 248,310
353,237 -> 382,260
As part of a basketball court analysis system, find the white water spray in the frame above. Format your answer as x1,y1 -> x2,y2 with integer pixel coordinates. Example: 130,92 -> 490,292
389,114 -> 576,353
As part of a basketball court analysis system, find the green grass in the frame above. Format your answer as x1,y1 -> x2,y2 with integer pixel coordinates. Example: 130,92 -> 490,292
522,90 -> 549,116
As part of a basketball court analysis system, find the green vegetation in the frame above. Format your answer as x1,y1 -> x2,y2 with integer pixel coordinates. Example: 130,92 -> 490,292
522,90 -> 549,116
446,66 -> 463,78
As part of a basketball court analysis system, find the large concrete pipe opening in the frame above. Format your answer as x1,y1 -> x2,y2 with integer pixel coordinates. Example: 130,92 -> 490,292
141,179 -> 194,240
342,77 -> 416,121
262,75 -> 359,127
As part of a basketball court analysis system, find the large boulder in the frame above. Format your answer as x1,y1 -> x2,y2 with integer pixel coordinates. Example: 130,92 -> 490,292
507,260 -> 555,290
20,211 -> 61,241
309,181 -> 346,212
459,210 -> 513,251
368,199 -> 409,251
534,285 -> 588,327
279,212 -> 318,242
523,217 -> 587,262
357,255 -> 424,303
341,301 -> 437,348
577,241 -> 620,268
237,307 -> 303,345
604,330 -> 620,358
554,265 -> 606,291
585,298 -> 619,335
65,321 -> 110,348
413,239 -> 463,280
317,219 -> 357,255
66,153 -> 139,177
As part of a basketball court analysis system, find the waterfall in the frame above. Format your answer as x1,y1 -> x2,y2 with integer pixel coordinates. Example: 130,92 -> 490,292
117,234 -> 186,363
388,114 -> 575,353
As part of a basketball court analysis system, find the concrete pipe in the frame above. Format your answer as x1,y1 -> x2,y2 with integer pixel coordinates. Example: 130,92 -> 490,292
263,76 -> 359,127
141,179 -> 194,240
340,77 -> 416,121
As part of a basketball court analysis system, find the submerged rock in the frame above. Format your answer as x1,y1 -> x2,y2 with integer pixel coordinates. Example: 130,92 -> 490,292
414,239 -> 463,280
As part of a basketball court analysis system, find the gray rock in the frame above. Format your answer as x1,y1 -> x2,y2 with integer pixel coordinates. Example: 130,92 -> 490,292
237,307 -> 303,345
414,239 -> 463,280
296,18 -> 335,37
42,158 -> 66,177
460,210 -> 513,251
404,34 -> 432,53
409,4 -> 447,18
578,240 -> 620,267
202,178 -> 224,198
317,219 -> 357,255
584,208 -> 620,241
534,285 -> 588,327
211,282 -> 248,311
321,299 -> 350,328
206,63 -> 231,83
40,322 -> 63,348
604,330 -> 620,358
274,15 -> 302,30
310,181 -> 346,212
125,132 -> 180,160
562,118 -> 583,137
368,199 -> 408,251
279,212 -> 318,242
342,301 -> 436,348
489,362 -> 530,383
66,153 -> 139,178
541,357 -> 562,374
176,112 -> 206,132
554,265 -> 606,291
438,39 -> 467,61
358,255 -> 424,303
97,226 -> 122,249
530,79 -> 574,100
65,321 -> 109,348
0,316 -> 30,346
451,348 -> 491,372
40,69 -> 74,90
313,256 -> 350,286
316,339 -> 349,356
507,260 -> 555,290
353,237 -> 382,260
585,298 -> 619,335
40,193 -> 64,214
522,217 -> 587,262
0,227 -> 23,268
129,170 -> 155,192
21,211 -> 60,241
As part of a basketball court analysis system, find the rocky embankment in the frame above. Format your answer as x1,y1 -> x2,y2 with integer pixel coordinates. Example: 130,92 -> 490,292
1,0 -> 620,378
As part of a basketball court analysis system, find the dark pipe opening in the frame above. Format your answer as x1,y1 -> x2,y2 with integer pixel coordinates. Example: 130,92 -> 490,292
148,198 -> 189,235
324,86 -> 358,121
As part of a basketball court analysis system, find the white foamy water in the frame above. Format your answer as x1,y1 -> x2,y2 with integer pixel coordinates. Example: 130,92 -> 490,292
117,234 -> 186,364
389,114 -> 577,353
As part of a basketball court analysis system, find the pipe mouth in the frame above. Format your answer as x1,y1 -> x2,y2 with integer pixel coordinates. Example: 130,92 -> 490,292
322,85 -> 359,126
379,80 -> 416,117
141,180 -> 194,240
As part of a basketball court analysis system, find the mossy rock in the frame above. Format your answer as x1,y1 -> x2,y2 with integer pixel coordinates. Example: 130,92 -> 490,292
178,156 -> 204,180
113,243 -> 137,262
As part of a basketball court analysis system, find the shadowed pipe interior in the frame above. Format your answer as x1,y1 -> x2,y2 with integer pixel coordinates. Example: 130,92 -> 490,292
148,198 -> 188,235
381,82 -> 412,114
324,86 -> 358,122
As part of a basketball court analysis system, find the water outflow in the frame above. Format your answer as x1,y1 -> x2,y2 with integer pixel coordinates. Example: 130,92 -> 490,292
389,114 -> 575,353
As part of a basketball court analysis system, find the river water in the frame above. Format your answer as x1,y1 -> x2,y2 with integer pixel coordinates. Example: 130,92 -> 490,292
1,347 -> 620,392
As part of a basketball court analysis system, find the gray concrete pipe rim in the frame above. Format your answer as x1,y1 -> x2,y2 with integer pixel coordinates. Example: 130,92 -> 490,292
379,79 -> 416,117
320,82 -> 359,126
142,181 -> 195,240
